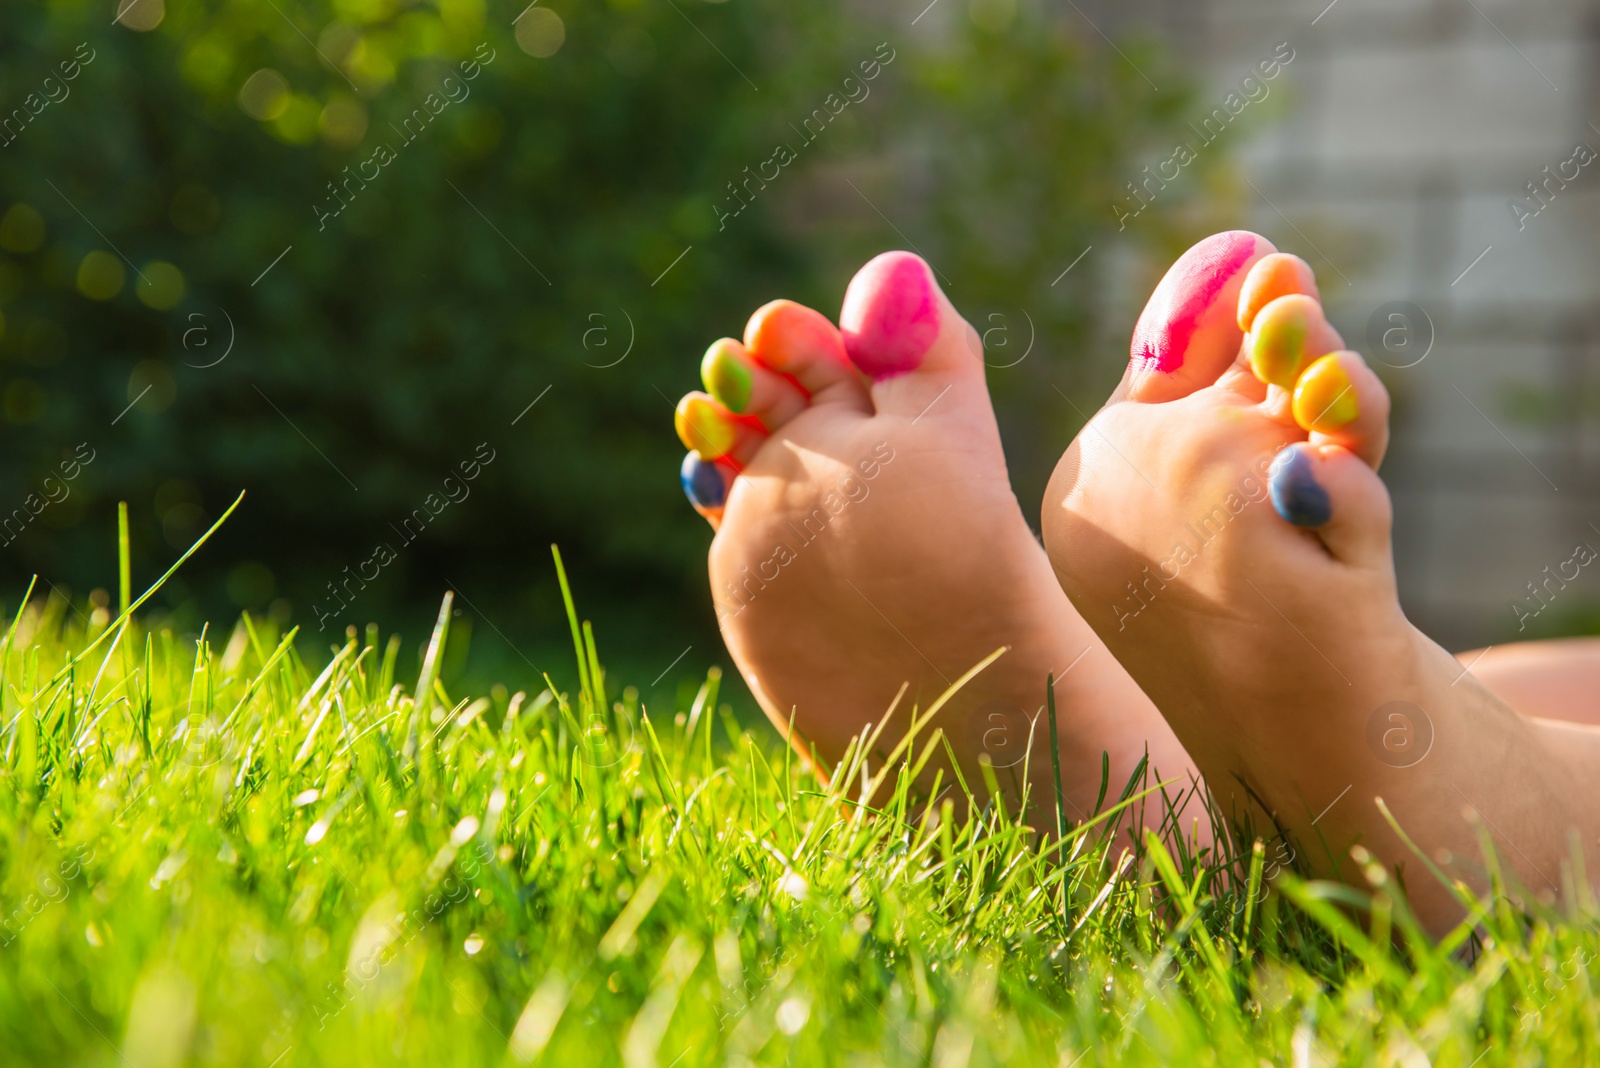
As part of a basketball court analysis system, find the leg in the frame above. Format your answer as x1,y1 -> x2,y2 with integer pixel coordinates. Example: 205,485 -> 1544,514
1458,638 -> 1600,726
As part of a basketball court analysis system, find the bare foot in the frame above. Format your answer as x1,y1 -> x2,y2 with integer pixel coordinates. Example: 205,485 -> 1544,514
674,253 -> 1197,830
1042,231 -> 1600,930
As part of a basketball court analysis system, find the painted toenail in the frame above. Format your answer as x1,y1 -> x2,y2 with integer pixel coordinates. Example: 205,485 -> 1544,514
1236,253 -> 1318,332
1249,302 -> 1311,388
840,251 -> 941,379
675,394 -> 736,459
745,300 -> 842,382
1292,354 -> 1359,431
1131,230 -> 1257,374
702,338 -> 754,413
680,452 -> 727,511
1268,444 -> 1331,528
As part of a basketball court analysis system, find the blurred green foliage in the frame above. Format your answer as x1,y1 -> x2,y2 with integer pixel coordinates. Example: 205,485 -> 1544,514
0,0 -> 1217,667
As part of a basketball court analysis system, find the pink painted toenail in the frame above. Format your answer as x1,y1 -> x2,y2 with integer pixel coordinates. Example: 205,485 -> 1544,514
1131,231 -> 1258,374
840,251 -> 941,380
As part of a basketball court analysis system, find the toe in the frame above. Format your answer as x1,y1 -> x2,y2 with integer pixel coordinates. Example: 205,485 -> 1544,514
743,300 -> 871,413
1243,294 -> 1344,390
1291,350 -> 1390,469
702,337 -> 808,430
674,391 -> 764,465
1126,230 -> 1276,403
1268,442 -> 1393,568
680,452 -> 731,527
839,251 -> 986,418
1236,252 -> 1320,332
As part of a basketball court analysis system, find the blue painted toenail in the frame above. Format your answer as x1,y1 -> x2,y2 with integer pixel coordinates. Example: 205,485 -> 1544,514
681,453 -> 727,509
1269,445 -> 1331,528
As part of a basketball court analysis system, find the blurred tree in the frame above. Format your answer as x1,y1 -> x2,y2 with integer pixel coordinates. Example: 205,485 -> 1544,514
0,0 -> 1219,667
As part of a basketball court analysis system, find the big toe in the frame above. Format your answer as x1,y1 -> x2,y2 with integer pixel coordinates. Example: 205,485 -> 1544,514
839,251 -> 988,422
1126,230 -> 1276,403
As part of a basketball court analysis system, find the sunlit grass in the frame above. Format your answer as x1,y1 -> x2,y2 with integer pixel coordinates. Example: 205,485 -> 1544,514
1,539 -> 1598,1065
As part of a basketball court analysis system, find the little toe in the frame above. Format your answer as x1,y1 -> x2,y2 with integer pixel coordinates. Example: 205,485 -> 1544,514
1126,230 -> 1276,403
838,250 -> 987,419
702,337 -> 808,430
1291,350 -> 1390,469
744,300 -> 871,413
680,452 -> 732,527
1269,441 -> 1393,568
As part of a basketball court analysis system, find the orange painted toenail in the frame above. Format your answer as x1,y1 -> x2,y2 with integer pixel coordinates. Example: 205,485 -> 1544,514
1248,299 -> 1311,388
1292,354 -> 1359,431
1237,253 -> 1318,332
744,300 -> 845,376
674,394 -> 737,459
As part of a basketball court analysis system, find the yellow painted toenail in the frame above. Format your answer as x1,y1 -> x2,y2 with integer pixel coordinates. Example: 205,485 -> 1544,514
674,394 -> 737,459
1248,305 -> 1309,388
1292,354 -> 1359,431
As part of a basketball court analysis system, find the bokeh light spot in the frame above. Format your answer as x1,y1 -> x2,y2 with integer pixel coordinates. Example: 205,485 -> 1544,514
0,205 -> 46,254
162,503 -> 206,549
271,94 -> 323,144
155,478 -> 202,549
115,0 -> 165,32
77,251 -> 127,301
239,69 -> 290,121
317,23 -> 363,67
181,36 -> 231,93
129,360 -> 177,415
136,262 -> 186,310
347,39 -> 396,91
516,9 -> 565,58
319,94 -> 369,149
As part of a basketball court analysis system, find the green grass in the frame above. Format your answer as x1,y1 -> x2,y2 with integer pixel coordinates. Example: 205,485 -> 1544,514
2,539 -> 1599,1066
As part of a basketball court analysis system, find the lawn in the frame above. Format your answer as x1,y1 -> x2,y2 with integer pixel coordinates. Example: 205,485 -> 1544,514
1,516 -> 1596,1066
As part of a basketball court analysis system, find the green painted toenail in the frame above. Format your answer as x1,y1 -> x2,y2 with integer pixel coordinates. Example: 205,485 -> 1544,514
702,338 -> 753,413
1249,307 -> 1308,388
